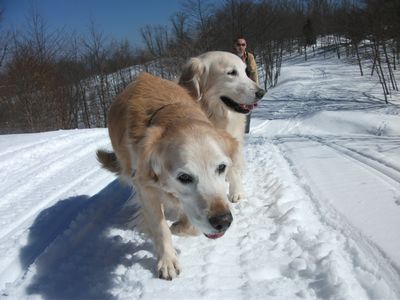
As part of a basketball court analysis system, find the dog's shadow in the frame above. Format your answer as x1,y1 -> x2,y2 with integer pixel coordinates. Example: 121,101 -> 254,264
20,180 -> 156,300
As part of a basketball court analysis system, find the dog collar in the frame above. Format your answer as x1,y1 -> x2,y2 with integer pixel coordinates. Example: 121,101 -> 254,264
147,104 -> 173,127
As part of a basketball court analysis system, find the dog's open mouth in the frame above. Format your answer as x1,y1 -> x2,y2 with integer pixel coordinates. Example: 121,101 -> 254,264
204,232 -> 225,239
220,96 -> 258,114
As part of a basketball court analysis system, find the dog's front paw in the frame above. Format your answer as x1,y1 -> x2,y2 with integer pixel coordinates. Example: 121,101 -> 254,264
229,191 -> 243,203
229,184 -> 244,202
157,254 -> 181,280
228,178 -> 244,203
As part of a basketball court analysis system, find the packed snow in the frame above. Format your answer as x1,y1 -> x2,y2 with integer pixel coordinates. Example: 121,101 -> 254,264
1,52 -> 400,299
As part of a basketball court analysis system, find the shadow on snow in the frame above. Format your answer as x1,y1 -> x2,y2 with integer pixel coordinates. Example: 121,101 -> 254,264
20,180 -> 155,300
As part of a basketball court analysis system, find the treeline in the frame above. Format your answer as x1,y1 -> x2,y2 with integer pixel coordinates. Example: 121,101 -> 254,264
0,0 -> 399,133
0,15 -> 149,133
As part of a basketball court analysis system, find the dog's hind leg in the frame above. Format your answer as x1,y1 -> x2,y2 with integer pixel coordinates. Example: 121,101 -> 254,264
170,215 -> 200,236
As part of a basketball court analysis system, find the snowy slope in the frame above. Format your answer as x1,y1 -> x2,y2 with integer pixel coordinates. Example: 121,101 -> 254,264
1,53 -> 400,299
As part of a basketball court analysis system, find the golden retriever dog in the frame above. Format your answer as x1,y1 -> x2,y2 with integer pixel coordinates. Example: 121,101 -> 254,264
179,51 -> 265,202
97,73 -> 238,280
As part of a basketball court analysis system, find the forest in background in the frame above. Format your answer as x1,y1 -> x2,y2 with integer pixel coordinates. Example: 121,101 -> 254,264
0,0 -> 399,133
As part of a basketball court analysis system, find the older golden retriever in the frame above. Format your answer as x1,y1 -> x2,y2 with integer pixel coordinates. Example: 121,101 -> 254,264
97,73 -> 238,280
179,51 -> 265,202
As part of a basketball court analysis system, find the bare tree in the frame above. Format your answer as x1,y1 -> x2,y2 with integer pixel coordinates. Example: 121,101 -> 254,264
169,12 -> 193,59
140,24 -> 170,78
180,0 -> 215,51
1,8 -> 72,132
82,21 -> 111,127
0,6 -> 9,68
107,39 -> 137,94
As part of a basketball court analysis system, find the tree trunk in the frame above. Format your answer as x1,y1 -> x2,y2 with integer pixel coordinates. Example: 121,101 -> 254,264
383,41 -> 398,91
304,44 -> 307,61
355,43 -> 363,76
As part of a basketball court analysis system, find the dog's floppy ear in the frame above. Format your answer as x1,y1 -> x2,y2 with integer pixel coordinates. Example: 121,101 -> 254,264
138,126 -> 164,182
179,57 -> 205,100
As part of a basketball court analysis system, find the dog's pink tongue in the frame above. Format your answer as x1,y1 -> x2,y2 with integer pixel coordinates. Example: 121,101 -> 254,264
240,103 -> 257,111
205,232 -> 225,239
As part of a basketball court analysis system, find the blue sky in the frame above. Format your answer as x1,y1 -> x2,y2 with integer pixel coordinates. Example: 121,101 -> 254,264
1,0 -> 184,47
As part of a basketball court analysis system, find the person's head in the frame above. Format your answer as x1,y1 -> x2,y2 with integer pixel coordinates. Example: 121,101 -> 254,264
234,37 -> 247,56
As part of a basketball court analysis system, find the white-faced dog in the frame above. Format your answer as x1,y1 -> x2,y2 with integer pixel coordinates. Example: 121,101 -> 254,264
97,73 -> 238,280
179,51 -> 265,202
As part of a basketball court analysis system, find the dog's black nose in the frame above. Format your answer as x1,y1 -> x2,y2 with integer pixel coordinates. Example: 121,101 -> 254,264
255,89 -> 265,99
208,212 -> 233,232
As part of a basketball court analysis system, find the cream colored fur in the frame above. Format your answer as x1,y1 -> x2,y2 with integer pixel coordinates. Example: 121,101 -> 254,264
97,73 -> 238,280
179,51 -> 265,202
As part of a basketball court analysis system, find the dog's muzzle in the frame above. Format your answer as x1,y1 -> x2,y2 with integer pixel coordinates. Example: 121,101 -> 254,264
220,89 -> 265,114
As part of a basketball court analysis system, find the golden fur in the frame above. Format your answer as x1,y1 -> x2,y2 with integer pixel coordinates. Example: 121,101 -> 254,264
97,73 -> 238,280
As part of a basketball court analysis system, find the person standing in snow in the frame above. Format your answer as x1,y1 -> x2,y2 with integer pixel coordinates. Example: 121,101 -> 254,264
233,37 -> 259,133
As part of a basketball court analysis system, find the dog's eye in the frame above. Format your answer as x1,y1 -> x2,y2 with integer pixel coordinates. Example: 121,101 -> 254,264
216,164 -> 226,174
177,173 -> 194,184
227,69 -> 238,76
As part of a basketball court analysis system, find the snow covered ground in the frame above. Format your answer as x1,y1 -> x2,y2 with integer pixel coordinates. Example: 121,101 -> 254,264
1,52 -> 400,299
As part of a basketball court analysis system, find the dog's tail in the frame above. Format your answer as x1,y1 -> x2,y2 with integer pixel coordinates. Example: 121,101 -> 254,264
96,149 -> 121,174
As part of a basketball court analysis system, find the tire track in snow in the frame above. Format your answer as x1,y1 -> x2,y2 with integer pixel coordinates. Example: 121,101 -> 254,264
271,136 -> 400,299
0,167 -> 111,242
0,130 -> 106,170
243,137 -> 372,298
0,131 -> 80,159
0,130 -> 106,177
0,133 -> 111,235
1,140 -> 97,198
298,135 -> 400,185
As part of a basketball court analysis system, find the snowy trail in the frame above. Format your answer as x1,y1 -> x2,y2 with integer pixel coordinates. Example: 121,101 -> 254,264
0,130 -> 109,240
1,132 -> 399,299
270,135 -> 400,296
0,129 -> 117,292
272,134 -> 400,267
1,53 -> 400,299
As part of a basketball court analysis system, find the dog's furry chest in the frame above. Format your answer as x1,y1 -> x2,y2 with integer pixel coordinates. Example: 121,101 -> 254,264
211,110 -> 246,142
